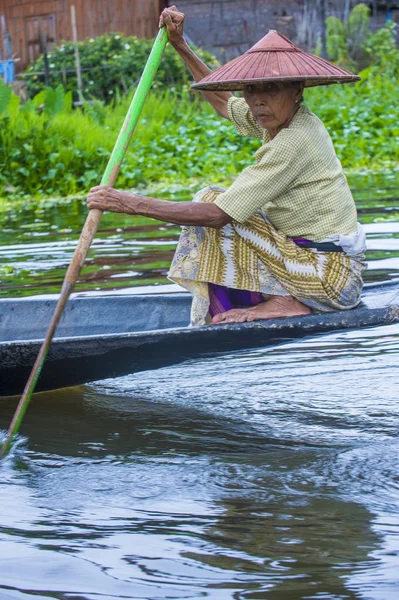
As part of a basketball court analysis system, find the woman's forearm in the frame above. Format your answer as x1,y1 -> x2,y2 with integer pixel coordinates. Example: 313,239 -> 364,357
173,39 -> 232,119
160,7 -> 231,118
122,192 -> 230,228
86,186 -> 231,229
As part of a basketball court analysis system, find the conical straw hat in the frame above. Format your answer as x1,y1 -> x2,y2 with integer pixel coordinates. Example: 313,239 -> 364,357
192,30 -> 360,91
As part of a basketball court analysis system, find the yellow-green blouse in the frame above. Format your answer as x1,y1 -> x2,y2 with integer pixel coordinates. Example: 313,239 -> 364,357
214,97 -> 358,241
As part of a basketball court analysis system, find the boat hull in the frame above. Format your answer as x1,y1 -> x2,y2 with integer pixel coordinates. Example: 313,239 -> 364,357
1,284 -> 398,397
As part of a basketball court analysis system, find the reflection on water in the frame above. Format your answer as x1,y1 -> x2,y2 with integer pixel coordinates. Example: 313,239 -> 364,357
1,325 -> 399,598
1,173 -> 399,598
1,174 -> 399,296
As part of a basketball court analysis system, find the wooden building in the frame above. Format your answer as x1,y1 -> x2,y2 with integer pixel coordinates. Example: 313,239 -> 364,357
178,0 -> 399,61
1,0 -> 398,73
0,0 -> 168,71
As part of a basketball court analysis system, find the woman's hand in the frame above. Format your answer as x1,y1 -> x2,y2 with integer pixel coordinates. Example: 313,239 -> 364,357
87,185 -> 137,214
159,5 -> 185,48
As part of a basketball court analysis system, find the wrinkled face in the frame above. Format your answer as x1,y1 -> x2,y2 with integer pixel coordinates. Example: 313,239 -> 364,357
243,82 -> 303,131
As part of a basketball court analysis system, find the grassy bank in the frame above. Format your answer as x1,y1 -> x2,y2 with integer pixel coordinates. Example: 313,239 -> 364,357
1,74 -> 399,204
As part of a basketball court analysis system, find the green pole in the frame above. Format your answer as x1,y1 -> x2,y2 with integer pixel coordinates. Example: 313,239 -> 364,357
0,27 -> 169,459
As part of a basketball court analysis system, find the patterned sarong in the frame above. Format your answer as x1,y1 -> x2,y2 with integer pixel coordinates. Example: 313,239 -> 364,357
168,187 -> 366,326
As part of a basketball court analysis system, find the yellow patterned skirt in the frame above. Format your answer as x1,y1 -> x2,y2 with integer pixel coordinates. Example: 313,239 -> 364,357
168,187 -> 366,326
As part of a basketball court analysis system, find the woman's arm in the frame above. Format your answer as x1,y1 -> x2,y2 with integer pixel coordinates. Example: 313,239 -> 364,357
160,6 -> 232,119
87,186 -> 232,229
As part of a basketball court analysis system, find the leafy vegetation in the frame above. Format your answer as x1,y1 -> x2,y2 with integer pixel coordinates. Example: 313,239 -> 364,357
326,4 -> 371,69
326,3 -> 399,75
0,83 -> 256,199
1,20 -> 398,204
24,32 -> 218,102
306,76 -> 399,169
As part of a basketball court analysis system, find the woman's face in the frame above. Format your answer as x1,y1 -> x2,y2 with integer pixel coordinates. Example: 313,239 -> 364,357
243,82 -> 303,131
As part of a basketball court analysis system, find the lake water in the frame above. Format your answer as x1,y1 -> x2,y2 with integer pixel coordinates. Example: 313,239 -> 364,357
1,173 -> 399,599
1,173 -> 399,297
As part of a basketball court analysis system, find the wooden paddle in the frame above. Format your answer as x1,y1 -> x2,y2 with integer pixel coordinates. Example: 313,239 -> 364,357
0,27 -> 169,459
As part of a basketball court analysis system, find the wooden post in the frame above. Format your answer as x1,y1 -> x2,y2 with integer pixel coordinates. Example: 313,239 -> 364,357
70,5 -> 83,101
319,0 -> 327,58
40,30 -> 50,87
344,0 -> 351,23
1,14 -> 13,60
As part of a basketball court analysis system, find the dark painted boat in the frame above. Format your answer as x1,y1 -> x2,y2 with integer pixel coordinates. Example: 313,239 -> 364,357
1,281 -> 399,397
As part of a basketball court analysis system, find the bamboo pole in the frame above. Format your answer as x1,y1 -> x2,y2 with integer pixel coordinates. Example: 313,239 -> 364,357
0,27 -> 168,459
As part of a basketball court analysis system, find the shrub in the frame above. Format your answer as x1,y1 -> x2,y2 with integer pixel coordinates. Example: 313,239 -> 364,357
364,21 -> 399,78
346,3 -> 371,67
326,4 -> 371,69
325,4 -> 399,75
326,17 -> 347,64
24,33 -> 218,103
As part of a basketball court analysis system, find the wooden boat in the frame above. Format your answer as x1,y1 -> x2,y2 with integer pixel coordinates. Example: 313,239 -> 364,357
1,281 -> 399,397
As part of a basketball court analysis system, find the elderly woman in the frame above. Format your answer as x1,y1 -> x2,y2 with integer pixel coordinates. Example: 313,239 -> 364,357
88,6 -> 366,326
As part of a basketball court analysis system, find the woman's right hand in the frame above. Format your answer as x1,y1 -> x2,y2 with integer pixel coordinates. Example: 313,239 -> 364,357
159,5 -> 185,47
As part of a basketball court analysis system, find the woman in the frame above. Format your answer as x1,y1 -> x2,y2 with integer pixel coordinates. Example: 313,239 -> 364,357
87,6 -> 366,326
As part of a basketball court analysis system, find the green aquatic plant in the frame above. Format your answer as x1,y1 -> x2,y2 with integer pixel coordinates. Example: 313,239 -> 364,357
1,66 -> 399,202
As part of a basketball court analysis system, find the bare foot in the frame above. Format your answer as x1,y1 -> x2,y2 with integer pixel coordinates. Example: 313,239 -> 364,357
212,308 -> 252,324
212,296 -> 311,324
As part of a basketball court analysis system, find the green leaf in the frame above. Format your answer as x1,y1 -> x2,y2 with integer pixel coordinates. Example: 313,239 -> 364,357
7,93 -> 21,118
32,90 -> 46,109
63,90 -> 73,112
54,84 -> 66,115
43,85 -> 65,116
0,80 -> 12,116
20,99 -> 35,113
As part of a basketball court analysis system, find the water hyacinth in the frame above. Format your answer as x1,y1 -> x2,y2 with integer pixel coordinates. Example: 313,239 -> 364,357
0,77 -> 399,202
1,20 -> 399,203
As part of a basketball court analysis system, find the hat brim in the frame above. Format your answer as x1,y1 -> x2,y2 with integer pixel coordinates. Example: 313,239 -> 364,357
191,74 -> 361,92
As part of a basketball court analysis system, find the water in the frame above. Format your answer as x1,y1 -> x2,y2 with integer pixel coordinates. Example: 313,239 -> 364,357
1,328 -> 399,598
1,175 -> 399,598
0,189 -> 184,298
1,174 -> 399,297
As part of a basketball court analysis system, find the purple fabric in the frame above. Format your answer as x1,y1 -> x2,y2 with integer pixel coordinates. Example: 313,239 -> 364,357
208,238 -> 313,317
292,237 -> 312,243
208,283 -> 264,318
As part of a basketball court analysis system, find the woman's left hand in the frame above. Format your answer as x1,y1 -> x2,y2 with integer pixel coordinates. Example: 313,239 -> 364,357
87,185 -> 131,213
